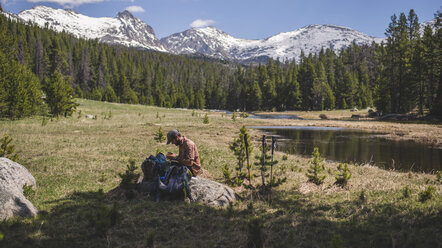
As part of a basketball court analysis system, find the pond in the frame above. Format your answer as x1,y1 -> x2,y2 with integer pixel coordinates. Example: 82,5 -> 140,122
249,126 -> 441,173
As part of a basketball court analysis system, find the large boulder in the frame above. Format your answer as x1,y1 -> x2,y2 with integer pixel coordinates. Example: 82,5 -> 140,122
188,177 -> 236,207
0,158 -> 38,220
137,158 -> 236,207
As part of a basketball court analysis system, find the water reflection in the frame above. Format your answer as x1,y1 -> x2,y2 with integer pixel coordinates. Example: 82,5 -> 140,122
252,126 -> 441,173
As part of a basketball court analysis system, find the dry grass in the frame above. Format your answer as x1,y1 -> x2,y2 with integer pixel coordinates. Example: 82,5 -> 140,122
0,99 -> 440,248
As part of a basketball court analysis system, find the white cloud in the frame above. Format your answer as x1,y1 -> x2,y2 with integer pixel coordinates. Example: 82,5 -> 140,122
190,19 -> 215,28
125,5 -> 144,13
27,0 -> 106,8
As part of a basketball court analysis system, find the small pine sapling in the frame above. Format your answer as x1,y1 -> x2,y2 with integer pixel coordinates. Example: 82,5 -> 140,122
436,171 -> 441,184
154,127 -> 166,143
229,126 -> 252,185
222,163 -> 233,185
0,133 -> 18,161
203,113 -> 209,124
231,110 -> 237,121
335,163 -> 352,187
118,159 -> 140,199
306,147 -> 326,185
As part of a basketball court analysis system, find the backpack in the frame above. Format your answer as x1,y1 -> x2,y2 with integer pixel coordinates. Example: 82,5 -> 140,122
141,153 -> 194,202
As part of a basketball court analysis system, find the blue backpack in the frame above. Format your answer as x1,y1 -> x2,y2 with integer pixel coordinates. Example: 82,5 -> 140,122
142,153 -> 194,202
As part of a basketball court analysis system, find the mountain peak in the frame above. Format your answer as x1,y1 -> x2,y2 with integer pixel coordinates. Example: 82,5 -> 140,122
117,10 -> 134,19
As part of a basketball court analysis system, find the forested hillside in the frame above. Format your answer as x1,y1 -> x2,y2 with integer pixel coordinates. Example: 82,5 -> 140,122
0,9 -> 440,117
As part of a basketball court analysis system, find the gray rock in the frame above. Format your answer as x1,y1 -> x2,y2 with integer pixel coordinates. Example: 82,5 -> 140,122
189,177 -> 236,207
0,158 -> 38,220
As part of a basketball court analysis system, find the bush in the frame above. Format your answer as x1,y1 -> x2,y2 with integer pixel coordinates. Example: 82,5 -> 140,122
23,184 -> 35,201
319,114 -> 328,119
306,147 -> 326,185
402,186 -> 411,198
247,216 -> 265,248
419,185 -> 435,202
203,113 -> 209,124
86,189 -> 120,236
0,133 -> 18,161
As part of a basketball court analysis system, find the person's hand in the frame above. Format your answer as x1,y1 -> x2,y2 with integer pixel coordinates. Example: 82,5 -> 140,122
166,152 -> 176,160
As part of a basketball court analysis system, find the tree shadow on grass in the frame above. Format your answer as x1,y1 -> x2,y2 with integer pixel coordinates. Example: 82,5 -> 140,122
0,189 -> 440,248
264,190 -> 441,248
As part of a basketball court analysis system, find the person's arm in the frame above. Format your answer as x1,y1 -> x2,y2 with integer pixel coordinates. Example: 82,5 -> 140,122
166,152 -> 177,160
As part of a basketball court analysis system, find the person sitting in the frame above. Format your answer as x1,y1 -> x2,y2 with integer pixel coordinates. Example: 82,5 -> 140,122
165,129 -> 201,177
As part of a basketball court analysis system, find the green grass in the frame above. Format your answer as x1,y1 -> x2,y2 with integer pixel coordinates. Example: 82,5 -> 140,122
0,99 -> 441,247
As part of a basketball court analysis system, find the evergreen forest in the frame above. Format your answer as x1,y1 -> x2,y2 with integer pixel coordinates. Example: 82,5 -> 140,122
0,9 -> 441,118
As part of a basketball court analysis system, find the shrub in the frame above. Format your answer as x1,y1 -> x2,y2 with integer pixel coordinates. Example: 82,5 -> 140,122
282,154 -> 288,161
87,189 -> 120,236
23,184 -> 35,201
359,190 -> 367,203
335,163 -> 352,187
0,133 -> 18,161
419,185 -> 435,202
231,110 -> 237,121
240,112 -> 249,118
146,230 -> 155,248
319,114 -> 328,119
437,171 -> 441,184
247,216 -> 265,248
306,147 -> 326,185
203,113 -> 209,124
402,186 -> 411,198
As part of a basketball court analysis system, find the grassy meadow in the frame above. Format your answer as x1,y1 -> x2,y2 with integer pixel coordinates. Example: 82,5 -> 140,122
0,99 -> 441,248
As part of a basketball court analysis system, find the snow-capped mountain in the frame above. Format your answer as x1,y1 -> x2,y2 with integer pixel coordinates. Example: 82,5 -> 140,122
162,25 -> 385,62
16,6 -> 167,52
1,5 -> 440,63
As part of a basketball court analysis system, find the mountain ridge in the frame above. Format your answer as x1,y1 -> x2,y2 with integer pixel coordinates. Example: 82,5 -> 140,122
1,5 -> 437,62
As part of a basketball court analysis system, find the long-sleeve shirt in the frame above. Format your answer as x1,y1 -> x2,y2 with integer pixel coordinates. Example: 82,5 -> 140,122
176,136 -> 201,176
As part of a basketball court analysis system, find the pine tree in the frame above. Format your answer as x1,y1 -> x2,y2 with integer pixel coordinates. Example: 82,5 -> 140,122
306,147 -> 327,185
43,71 -> 77,117
335,163 -> 352,187
229,126 -> 253,184
0,50 -> 42,118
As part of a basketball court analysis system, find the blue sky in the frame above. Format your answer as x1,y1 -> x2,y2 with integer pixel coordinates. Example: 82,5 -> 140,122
1,0 -> 440,39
